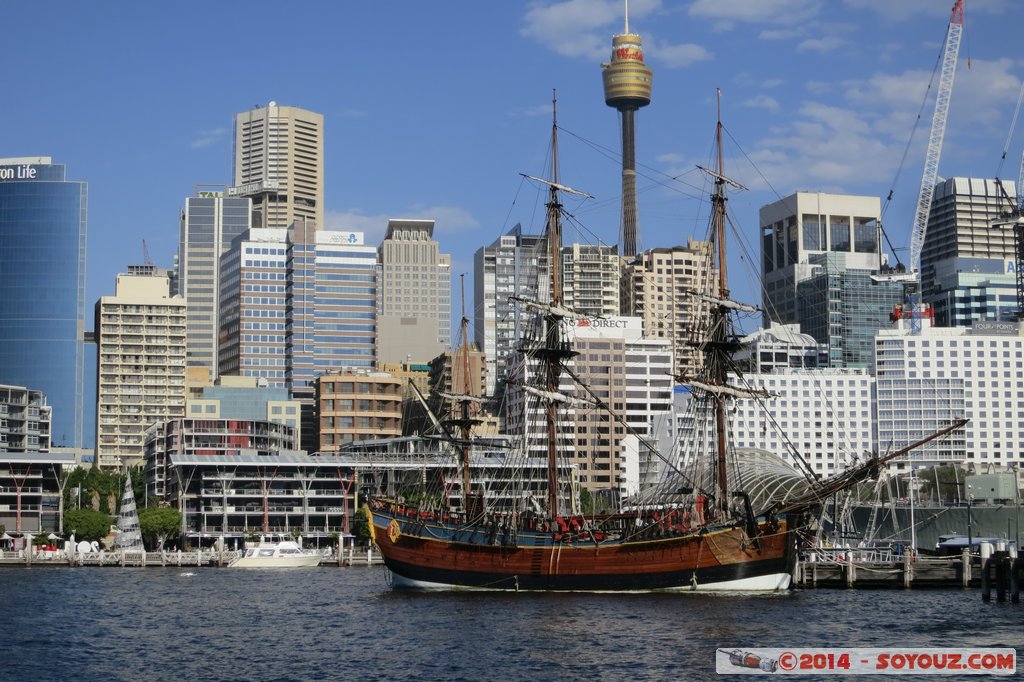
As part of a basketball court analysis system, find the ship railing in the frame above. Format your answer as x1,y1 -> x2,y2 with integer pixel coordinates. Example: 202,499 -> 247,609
803,547 -> 896,564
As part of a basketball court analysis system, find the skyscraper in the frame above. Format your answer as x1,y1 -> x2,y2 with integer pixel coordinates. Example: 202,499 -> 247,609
177,186 -> 251,377
601,7 -> 652,257
797,253 -> 905,370
919,177 -> 1017,296
218,223 -> 377,452
218,228 -> 289,385
376,219 -> 452,364
0,157 -> 87,448
474,224 -> 547,396
218,225 -> 378,388
232,103 -> 324,230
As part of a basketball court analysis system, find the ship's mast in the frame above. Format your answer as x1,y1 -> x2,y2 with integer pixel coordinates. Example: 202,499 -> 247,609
457,274 -> 474,510
712,89 -> 731,515
544,90 -> 565,520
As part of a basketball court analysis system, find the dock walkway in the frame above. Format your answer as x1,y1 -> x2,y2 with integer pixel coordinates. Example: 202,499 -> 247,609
794,548 -> 973,589
0,548 -> 383,568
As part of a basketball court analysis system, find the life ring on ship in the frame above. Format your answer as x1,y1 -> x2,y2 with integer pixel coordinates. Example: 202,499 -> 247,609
387,519 -> 401,544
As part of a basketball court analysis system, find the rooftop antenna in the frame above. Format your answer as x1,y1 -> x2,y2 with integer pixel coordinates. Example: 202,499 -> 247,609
624,0 -> 629,33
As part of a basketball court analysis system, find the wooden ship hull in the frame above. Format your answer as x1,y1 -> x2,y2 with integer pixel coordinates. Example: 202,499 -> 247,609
368,503 -> 794,592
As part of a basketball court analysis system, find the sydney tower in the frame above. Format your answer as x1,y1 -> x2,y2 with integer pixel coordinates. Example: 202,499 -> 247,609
601,7 -> 652,258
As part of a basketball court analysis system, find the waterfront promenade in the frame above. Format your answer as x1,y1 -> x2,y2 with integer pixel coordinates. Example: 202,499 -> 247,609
0,546 -> 382,568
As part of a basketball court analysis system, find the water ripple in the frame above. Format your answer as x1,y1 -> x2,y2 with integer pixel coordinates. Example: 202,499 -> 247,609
0,566 -> 1020,681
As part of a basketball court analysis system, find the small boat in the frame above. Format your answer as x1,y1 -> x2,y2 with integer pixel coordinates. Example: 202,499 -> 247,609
228,535 -> 322,568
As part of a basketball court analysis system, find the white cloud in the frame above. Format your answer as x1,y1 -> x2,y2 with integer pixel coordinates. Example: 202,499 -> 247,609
844,0 -> 1010,22
521,0 -> 660,60
743,95 -> 781,111
806,80 -> 833,95
653,41 -> 712,68
406,205 -> 481,234
759,28 -> 805,40
689,0 -> 822,26
521,1 -> 705,69
325,206 -> 480,245
324,210 -> 389,243
190,127 -> 227,150
726,56 -> 1022,198
797,36 -> 847,53
508,103 -> 556,119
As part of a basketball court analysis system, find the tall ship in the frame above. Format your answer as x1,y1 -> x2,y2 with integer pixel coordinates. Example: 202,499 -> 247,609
366,93 -> 966,592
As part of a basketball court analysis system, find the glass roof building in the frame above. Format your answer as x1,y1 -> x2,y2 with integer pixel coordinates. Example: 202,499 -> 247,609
0,157 -> 87,448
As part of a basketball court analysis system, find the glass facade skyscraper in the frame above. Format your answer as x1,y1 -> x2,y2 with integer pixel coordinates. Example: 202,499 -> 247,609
0,157 -> 87,448
797,252 -> 905,370
178,188 -> 251,377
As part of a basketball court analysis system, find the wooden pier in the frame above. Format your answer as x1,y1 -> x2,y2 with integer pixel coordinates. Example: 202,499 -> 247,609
794,548 -> 974,589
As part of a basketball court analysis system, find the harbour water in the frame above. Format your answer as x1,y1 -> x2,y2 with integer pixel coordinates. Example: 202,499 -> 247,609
1,566 -> 1020,681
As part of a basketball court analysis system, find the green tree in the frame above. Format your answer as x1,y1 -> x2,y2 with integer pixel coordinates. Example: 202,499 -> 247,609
579,488 -> 593,515
351,506 -> 371,545
63,466 -> 123,514
918,465 -> 968,502
64,508 -> 113,542
138,507 -> 181,550
130,465 -> 146,508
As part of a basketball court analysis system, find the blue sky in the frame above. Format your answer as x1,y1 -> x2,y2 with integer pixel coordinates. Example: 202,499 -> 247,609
3,0 -> 1022,335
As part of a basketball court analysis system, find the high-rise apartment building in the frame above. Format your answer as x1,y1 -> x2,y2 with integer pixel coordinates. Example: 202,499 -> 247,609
177,186 -> 251,377
95,266 -> 187,468
232,103 -> 324,229
920,177 -> 1017,289
376,219 -> 451,364
474,224 -> 548,396
561,243 -> 621,317
0,157 -> 87,448
760,192 -> 883,326
620,240 -> 714,378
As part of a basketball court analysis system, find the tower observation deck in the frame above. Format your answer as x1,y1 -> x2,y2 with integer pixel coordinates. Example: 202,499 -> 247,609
601,8 -> 652,259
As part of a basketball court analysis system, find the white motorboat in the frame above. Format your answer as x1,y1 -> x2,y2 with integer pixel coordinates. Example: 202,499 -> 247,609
228,536 -> 322,568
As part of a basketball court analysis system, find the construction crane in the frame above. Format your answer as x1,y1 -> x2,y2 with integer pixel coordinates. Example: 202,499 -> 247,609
907,0 -> 965,293
883,0 -> 963,336
990,83 -> 1024,318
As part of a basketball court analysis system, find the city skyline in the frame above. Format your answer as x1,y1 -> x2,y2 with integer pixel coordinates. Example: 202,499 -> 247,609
3,0 -> 1023,338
